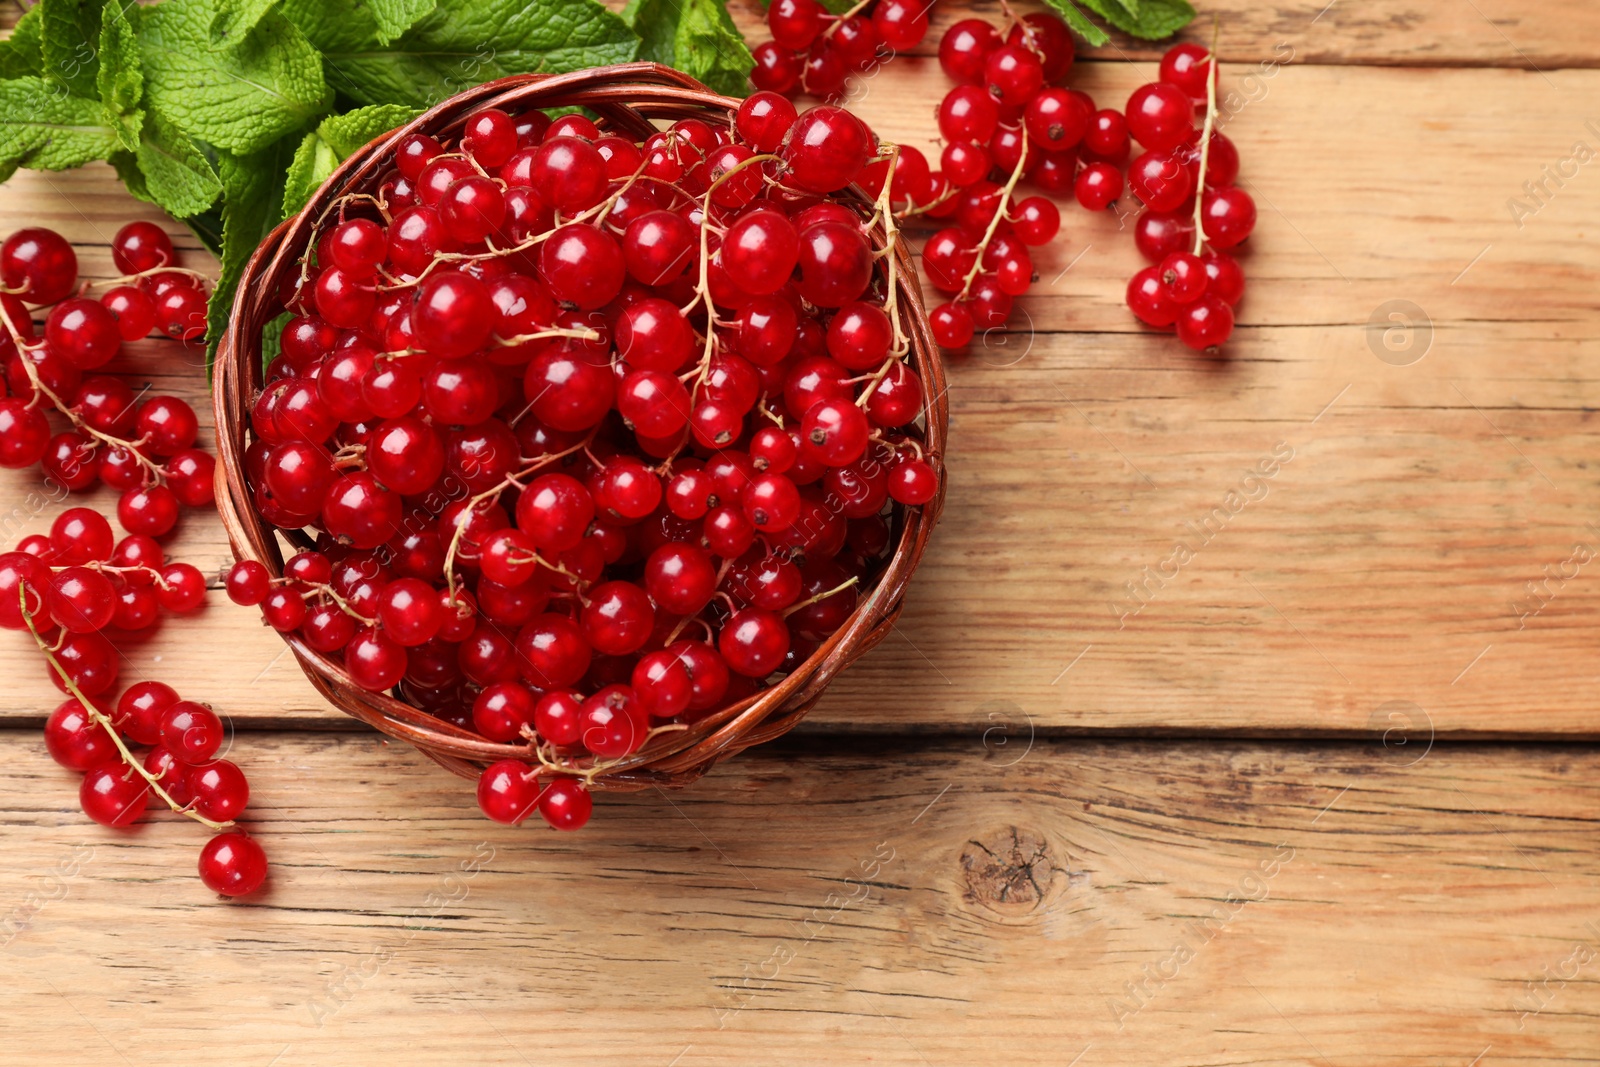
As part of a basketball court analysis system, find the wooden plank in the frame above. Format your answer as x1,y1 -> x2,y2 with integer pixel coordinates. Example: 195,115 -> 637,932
1,732 -> 1597,1062
2,62 -> 1599,735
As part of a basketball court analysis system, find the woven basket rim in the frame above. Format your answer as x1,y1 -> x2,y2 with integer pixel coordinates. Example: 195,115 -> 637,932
212,63 -> 949,790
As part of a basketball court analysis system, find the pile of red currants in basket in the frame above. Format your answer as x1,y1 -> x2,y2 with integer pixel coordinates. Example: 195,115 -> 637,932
225,94 -> 940,830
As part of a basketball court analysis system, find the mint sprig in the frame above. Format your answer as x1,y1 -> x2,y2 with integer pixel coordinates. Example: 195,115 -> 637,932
623,0 -> 754,99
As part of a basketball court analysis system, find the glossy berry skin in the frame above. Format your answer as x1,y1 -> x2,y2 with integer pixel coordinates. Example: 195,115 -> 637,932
1008,12 -> 1075,83
736,91 -> 797,152
1200,186 -> 1258,249
579,685 -> 648,757
751,41 -> 803,95
985,45 -> 1044,107
199,832 -> 269,896
531,137 -> 608,213
539,225 -> 625,310
581,580 -> 654,656
940,19 -> 1001,84
44,698 -> 119,771
80,765 -> 148,828
1127,266 -> 1181,328
101,285 -> 156,340
160,700 -> 225,765
189,759 -> 250,822
719,609 -> 790,678
1160,42 -> 1214,99
538,779 -> 592,831
516,473 -> 595,552
1158,252 -> 1208,304
534,689 -> 584,746
472,682 -> 537,743
376,577 -> 444,646
412,271 -> 493,358
115,680 -> 178,745
1085,109 -> 1131,163
930,302 -> 975,349
111,221 -> 175,274
135,395 -> 199,456
1075,163 -> 1126,212
1024,89 -> 1089,152
0,397 -> 51,470
46,298 -> 122,369
1202,251 -> 1246,306
888,457 -> 939,505
1127,82 -> 1198,155
48,566 -> 116,633
721,210 -> 799,296
783,107 -> 871,194
1,228 -> 77,305
1175,295 -> 1235,351
1128,151 -> 1195,213
0,552 -> 51,630
801,398 -> 870,466
515,614 -> 592,689
795,221 -> 872,308
322,472 -> 401,550
118,484 -> 181,537
478,760 -> 541,824
644,542 -> 718,615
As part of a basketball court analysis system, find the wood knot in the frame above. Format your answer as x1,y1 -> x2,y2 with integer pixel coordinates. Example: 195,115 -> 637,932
960,827 -> 1061,917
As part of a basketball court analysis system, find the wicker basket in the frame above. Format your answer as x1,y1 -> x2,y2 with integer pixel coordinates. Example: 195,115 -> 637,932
213,63 -> 947,791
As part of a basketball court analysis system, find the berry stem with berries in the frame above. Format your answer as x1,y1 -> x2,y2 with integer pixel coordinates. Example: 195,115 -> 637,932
1191,25 -> 1220,257
19,590 -> 232,832
957,130 -> 1031,302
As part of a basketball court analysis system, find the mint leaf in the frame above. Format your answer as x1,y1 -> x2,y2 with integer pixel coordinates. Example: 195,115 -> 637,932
39,0 -> 104,100
139,0 -> 330,154
300,0 -> 639,109
0,77 -> 119,181
1042,1 -> 1111,47
1077,0 -> 1195,40
370,0 -> 437,43
98,0 -> 142,152
209,0 -> 278,48
136,110 -> 222,218
209,140 -> 295,365
624,0 -> 752,98
280,103 -> 419,218
109,149 -> 153,202
0,7 -> 45,80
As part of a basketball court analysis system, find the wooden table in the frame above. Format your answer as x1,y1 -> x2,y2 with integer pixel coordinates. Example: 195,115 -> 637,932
3,1 -> 1599,1062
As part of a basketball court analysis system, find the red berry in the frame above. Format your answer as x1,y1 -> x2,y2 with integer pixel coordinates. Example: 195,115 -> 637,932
44,698 -> 119,771
199,832 -> 269,896
538,778 -> 592,830
1,228 -> 77,305
782,106 -> 871,194
477,759 -> 542,824
80,765 -> 148,827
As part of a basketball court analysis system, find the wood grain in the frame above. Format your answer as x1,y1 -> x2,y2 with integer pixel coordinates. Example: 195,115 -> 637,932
1,731 -> 1597,1064
3,62 -> 1598,735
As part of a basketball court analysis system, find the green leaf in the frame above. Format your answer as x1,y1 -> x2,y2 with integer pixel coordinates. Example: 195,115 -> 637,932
209,0 -> 278,48
0,6 -> 46,80
293,0 -> 639,109
1077,0 -> 1195,40
138,0 -> 331,154
208,139 -> 295,366
1108,0 -> 1140,18
370,0 -> 437,43
1042,1 -> 1110,47
98,0 -> 143,152
0,76 -> 120,180
109,149 -> 154,203
39,0 -> 105,100
135,110 -> 222,218
185,204 -> 226,255
280,103 -> 420,218
623,0 -> 752,98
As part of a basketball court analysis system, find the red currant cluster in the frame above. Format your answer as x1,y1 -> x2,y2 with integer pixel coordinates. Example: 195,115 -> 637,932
752,0 -> 933,100
911,11 -> 1078,348
227,94 -> 939,830
1117,44 -> 1254,350
0,224 -> 216,531
0,512 -> 265,896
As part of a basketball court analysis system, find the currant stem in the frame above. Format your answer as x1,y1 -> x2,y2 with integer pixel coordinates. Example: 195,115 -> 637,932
781,575 -> 860,618
957,128 -> 1032,302
440,430 -> 596,601
1192,20 -> 1221,257
858,146 -> 910,408
18,589 -> 231,832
